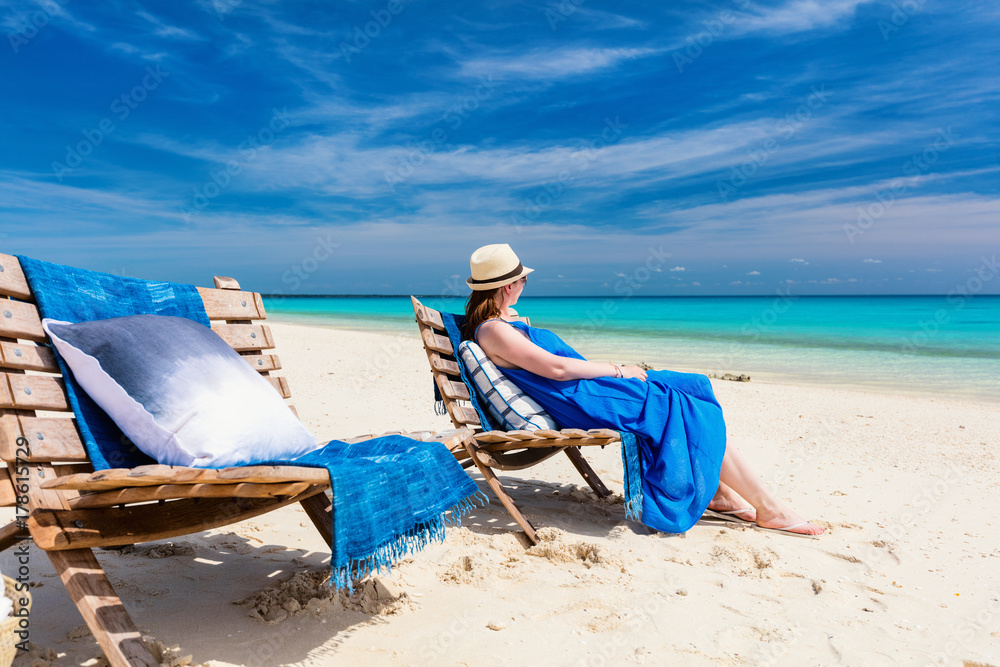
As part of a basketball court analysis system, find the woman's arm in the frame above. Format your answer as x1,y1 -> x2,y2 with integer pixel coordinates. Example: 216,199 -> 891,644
477,320 -> 646,381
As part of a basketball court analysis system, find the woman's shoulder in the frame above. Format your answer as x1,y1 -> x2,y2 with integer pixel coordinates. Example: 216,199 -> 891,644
476,318 -> 528,339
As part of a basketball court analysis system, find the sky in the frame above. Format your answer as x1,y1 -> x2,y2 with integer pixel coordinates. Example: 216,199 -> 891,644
1,0 -> 998,296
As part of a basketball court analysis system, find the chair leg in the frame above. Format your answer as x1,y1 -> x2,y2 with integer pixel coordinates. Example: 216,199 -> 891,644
0,520 -> 28,553
563,446 -> 612,498
47,548 -> 159,667
464,440 -> 537,545
299,492 -> 333,547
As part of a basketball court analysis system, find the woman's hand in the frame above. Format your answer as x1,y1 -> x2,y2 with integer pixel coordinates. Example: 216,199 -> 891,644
620,365 -> 648,381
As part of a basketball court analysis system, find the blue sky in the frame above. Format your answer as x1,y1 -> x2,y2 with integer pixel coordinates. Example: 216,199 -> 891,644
1,0 -> 997,296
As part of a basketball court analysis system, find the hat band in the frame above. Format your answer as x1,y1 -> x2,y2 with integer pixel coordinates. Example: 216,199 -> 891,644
468,262 -> 524,285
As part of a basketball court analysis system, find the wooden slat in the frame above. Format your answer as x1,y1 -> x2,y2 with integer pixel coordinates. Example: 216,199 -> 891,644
0,254 -> 32,300
30,489 -> 325,550
245,353 -> 281,372
427,428 -> 474,451
476,431 -> 519,443
0,415 -> 87,462
429,354 -> 461,376
558,429 -> 590,438
0,340 -> 59,373
531,429 -> 568,440
421,328 -> 453,355
213,276 -> 241,290
0,298 -> 46,342
447,403 -> 480,427
435,375 -> 470,401
214,465 -> 328,484
0,372 -> 70,411
266,375 -> 291,398
411,296 -> 446,332
198,286 -> 266,321
43,464 -> 329,491
478,436 -> 619,452
68,481 -> 314,509
586,428 -> 620,439
211,323 -> 274,351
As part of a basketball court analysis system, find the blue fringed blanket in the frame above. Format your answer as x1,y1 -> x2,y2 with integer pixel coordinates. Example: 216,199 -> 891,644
19,256 -> 482,589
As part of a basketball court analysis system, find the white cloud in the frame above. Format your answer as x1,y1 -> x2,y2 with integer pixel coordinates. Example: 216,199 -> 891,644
747,270 -> 760,275
669,266 -> 685,271
863,258 -> 882,263
734,0 -> 873,36
789,258 -> 808,263
458,47 -> 658,80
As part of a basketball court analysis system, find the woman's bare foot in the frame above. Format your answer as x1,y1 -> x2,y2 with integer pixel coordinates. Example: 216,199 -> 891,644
707,484 -> 756,522
754,503 -> 825,536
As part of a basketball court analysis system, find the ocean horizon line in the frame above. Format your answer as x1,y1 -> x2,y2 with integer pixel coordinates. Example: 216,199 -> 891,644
262,293 -> 1000,299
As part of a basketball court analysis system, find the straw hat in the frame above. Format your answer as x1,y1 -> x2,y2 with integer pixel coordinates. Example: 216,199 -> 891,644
466,244 -> 534,291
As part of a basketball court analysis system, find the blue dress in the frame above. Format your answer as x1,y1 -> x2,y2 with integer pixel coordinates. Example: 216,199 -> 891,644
478,320 -> 727,533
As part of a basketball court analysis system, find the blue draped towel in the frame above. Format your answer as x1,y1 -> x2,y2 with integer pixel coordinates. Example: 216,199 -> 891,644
432,310 -> 644,522
19,256 -> 482,589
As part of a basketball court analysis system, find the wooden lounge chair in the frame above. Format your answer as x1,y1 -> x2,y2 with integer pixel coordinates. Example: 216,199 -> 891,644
411,296 -> 622,545
0,254 -> 474,667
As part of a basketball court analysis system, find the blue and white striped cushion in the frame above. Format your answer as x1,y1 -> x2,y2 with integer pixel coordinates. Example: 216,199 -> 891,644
457,340 -> 558,431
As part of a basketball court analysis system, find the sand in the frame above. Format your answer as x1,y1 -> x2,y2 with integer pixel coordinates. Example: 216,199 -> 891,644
4,322 -> 999,666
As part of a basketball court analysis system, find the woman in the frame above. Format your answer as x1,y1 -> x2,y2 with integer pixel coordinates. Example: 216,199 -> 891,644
463,243 -> 824,537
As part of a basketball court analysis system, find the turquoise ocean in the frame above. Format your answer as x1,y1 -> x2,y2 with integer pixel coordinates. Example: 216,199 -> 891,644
264,295 -> 1000,402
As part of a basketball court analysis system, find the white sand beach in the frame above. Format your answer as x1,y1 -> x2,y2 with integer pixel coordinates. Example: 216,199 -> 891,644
6,322 -> 1000,666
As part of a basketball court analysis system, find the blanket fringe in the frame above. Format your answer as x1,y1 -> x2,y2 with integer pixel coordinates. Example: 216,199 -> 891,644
332,490 -> 487,591
619,431 -> 644,523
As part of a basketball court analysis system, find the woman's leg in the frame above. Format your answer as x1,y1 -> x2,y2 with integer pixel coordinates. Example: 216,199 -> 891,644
708,481 -> 756,519
717,443 -> 824,535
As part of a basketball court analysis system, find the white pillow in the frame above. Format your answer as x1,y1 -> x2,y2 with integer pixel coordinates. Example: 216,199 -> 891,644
457,340 -> 558,431
43,315 -> 320,468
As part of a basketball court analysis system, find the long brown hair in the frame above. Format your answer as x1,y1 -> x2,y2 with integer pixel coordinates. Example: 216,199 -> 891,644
462,287 -> 502,341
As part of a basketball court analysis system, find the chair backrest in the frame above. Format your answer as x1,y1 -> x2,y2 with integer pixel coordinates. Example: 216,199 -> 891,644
0,253 -> 293,514
410,296 -> 482,432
